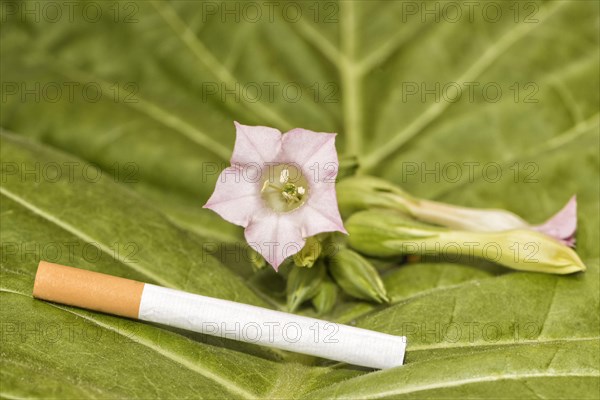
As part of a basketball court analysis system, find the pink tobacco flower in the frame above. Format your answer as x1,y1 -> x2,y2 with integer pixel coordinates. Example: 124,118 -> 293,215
532,196 -> 577,247
204,122 -> 347,270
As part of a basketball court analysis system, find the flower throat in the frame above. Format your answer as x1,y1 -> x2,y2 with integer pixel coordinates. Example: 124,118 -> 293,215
261,164 -> 309,213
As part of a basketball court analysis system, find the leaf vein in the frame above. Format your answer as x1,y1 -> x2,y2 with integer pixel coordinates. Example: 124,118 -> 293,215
363,0 -> 568,170
0,288 -> 259,400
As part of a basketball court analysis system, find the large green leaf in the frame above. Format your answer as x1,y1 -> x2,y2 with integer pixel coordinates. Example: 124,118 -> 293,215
1,0 -> 598,398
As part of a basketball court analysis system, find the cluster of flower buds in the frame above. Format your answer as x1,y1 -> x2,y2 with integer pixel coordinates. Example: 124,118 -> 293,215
337,176 -> 584,274
284,235 -> 390,313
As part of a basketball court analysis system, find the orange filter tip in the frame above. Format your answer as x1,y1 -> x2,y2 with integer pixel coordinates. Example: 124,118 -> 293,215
33,261 -> 145,319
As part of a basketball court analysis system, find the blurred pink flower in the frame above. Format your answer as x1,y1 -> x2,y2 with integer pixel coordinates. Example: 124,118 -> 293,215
204,122 -> 346,270
533,196 -> 577,247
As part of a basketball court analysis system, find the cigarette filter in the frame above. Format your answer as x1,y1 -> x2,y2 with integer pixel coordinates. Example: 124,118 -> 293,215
33,261 -> 407,369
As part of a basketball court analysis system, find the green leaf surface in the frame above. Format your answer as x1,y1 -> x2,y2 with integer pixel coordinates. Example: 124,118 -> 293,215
305,339 -> 600,399
1,0 -> 598,398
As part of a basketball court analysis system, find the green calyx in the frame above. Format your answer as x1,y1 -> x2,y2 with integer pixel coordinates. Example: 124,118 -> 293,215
336,175 -> 416,218
329,248 -> 390,303
311,276 -> 338,315
286,259 -> 325,312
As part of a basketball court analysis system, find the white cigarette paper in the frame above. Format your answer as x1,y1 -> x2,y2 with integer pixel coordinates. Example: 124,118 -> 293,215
139,284 -> 406,369
33,261 -> 407,369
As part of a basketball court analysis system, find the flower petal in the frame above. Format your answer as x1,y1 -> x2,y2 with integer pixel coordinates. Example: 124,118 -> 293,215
302,186 -> 347,236
244,212 -> 305,271
232,121 -> 282,166
281,128 -> 338,171
533,195 -> 577,247
203,165 -> 263,227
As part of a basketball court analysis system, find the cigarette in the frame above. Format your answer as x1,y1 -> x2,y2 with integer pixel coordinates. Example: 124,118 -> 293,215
32,261 -> 406,369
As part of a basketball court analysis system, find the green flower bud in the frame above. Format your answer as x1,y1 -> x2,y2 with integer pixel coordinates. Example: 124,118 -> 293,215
293,236 -> 322,267
329,248 -> 390,303
336,176 -> 415,217
347,210 -> 586,275
286,260 -> 325,312
311,276 -> 338,315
